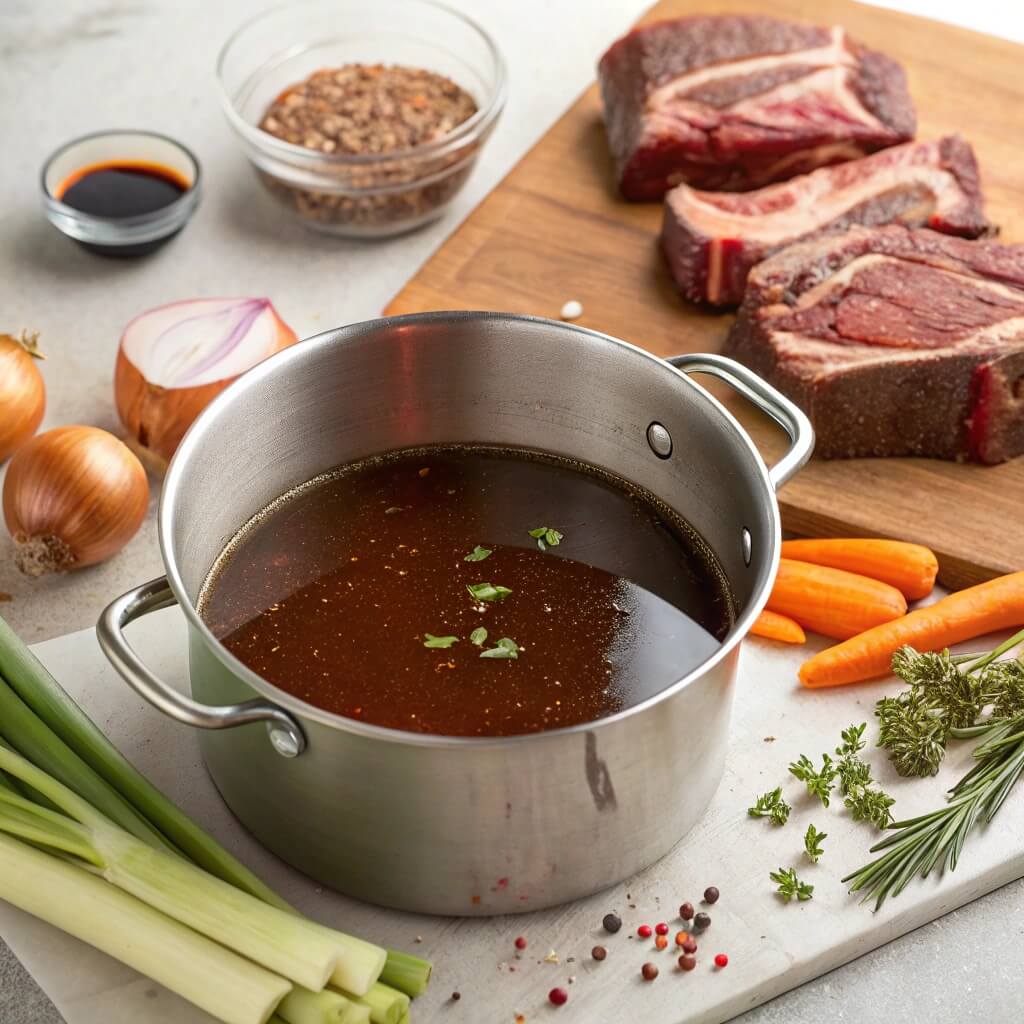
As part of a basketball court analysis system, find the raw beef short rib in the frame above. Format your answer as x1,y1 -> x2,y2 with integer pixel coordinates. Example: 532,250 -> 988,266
725,226 -> 1024,464
598,15 -> 915,200
661,136 -> 991,307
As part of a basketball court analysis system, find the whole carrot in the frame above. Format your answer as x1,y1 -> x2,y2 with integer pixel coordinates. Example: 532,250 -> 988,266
800,571 -> 1024,688
750,609 -> 806,644
767,559 -> 907,641
780,538 -> 938,600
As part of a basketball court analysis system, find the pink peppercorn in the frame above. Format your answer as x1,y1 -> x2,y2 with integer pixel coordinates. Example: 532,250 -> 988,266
514,936 -> 527,950
683,937 -> 698,955
654,922 -> 669,936
715,953 -> 729,969
549,987 -> 568,1006
637,924 -> 652,938
655,935 -> 668,950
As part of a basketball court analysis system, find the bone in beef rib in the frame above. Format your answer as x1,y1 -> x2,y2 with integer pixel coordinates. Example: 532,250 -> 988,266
725,226 -> 1024,464
661,136 -> 991,308
598,15 -> 915,200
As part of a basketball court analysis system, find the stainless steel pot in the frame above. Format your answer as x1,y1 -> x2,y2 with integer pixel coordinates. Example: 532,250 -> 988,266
98,312 -> 812,915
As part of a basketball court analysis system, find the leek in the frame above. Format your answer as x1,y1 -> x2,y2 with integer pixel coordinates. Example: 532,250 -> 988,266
379,951 -> 433,997
0,832 -> 291,1024
347,981 -> 410,1024
0,615 -> 287,907
279,987 -> 371,1024
325,933 -> 388,997
0,746 -> 359,991
0,674 -> 172,851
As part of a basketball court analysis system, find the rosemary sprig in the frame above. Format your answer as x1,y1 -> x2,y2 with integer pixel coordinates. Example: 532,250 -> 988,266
748,787 -> 790,826
844,710 -> 1024,910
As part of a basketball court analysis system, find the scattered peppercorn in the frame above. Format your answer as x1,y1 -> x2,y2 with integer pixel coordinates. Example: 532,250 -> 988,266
679,902 -> 694,920
637,924 -> 652,939
679,954 -> 697,972
592,945 -> 607,961
548,986 -> 568,1006
654,922 -> 669,936
715,953 -> 729,968
641,963 -> 659,981
682,937 -> 698,955
704,886 -> 720,904
694,912 -> 711,931
655,935 -> 668,950
451,992 -> 461,1001
602,913 -> 622,934
674,931 -> 688,948
514,936 -> 527,950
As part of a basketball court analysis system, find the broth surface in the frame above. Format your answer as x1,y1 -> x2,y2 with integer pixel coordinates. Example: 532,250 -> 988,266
199,446 -> 734,736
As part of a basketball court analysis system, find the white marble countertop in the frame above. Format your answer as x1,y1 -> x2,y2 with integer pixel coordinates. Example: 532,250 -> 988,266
1,0 -> 1021,1021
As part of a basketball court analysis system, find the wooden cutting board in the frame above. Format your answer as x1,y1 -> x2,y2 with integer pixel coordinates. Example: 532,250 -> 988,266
386,0 -> 1024,590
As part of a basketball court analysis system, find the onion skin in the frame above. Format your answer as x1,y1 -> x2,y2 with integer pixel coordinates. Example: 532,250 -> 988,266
0,333 -> 46,463
115,299 -> 297,473
3,426 -> 150,576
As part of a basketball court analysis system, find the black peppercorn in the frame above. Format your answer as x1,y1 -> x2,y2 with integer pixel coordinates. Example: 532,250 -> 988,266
451,991 -> 461,1001
694,912 -> 711,930
602,912 -> 622,934
703,886 -> 720,904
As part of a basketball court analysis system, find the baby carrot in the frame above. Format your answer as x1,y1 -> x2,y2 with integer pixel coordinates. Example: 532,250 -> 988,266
780,538 -> 938,600
751,610 -> 806,644
800,571 -> 1024,688
766,559 -> 907,641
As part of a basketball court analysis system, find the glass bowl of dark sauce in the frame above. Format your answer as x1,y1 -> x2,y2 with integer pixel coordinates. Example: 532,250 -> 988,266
41,130 -> 201,257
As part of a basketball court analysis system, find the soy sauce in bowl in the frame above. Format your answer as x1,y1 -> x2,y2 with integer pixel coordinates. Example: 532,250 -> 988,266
56,162 -> 189,220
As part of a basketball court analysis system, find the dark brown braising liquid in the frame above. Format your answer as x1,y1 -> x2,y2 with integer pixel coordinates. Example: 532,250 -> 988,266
199,446 -> 734,737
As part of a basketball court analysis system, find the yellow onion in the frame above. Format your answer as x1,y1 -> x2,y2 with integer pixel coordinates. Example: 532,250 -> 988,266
3,426 -> 149,576
115,297 -> 298,472
0,332 -> 46,463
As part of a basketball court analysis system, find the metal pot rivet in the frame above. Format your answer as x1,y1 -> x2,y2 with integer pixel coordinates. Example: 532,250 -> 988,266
268,726 -> 301,758
742,528 -> 752,567
646,422 -> 672,459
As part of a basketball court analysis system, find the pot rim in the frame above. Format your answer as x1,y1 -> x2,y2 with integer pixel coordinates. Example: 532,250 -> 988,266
160,311 -> 781,749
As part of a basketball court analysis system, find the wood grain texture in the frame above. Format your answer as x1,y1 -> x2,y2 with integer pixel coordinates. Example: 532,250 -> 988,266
386,0 -> 1024,590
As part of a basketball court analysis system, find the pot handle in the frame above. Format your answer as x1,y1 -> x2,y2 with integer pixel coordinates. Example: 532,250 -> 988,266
97,577 -> 306,758
668,353 -> 814,490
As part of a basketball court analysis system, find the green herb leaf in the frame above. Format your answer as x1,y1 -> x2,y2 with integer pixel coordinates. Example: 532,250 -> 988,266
803,824 -> 827,864
836,723 -> 867,757
747,786 -> 790,827
464,546 -> 492,562
470,627 -> 488,647
423,634 -> 459,649
528,526 -> 563,552
843,785 -> 896,830
466,583 -> 512,603
788,753 -> 837,807
770,867 -> 814,903
480,638 -> 519,660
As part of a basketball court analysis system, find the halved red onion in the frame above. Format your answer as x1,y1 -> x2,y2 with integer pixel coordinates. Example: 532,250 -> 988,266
115,298 -> 297,472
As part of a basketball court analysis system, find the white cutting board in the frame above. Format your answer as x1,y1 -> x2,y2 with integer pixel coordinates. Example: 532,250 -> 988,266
1,607 -> 1022,1024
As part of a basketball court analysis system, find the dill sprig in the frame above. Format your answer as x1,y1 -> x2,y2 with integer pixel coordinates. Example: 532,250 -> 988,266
748,786 -> 790,826
845,709 -> 1024,910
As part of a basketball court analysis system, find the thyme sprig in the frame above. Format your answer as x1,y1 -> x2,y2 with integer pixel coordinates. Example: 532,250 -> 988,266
789,753 -> 837,807
878,628 -> 1024,777
803,824 -> 827,863
770,867 -> 814,902
748,787 -> 791,826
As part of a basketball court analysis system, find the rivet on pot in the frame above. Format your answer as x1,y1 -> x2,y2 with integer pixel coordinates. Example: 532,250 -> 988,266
647,422 -> 672,459
742,528 -> 752,567
268,724 -> 303,758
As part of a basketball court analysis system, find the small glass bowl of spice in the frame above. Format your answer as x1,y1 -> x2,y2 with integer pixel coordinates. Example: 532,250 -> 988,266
216,0 -> 507,238
40,130 -> 201,257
